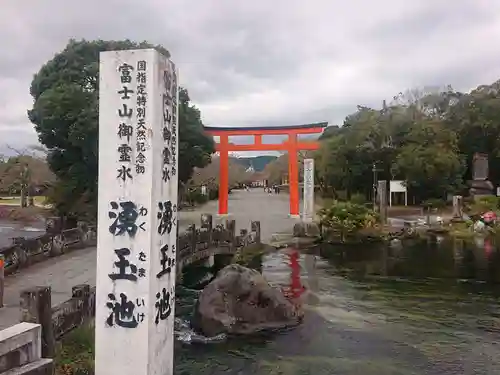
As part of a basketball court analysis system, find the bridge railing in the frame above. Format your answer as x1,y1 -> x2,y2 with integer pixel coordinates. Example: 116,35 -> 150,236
0,214 -> 261,277
0,224 -> 97,276
177,214 -> 261,268
1,215 -> 262,355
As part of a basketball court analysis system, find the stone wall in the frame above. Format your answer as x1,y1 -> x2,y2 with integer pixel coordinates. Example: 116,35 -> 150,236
0,322 -> 53,375
51,285 -> 96,340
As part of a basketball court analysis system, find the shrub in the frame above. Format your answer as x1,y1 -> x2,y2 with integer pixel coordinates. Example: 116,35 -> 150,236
319,201 -> 379,236
422,198 -> 447,211
466,195 -> 500,216
208,187 -> 219,200
350,193 -> 367,205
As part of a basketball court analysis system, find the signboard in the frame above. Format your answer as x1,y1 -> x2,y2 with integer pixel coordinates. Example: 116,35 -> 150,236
389,180 -> 407,206
389,180 -> 406,193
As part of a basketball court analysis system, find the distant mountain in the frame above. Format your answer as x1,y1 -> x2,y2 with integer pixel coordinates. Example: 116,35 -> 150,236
191,156 -> 251,186
233,155 -> 278,172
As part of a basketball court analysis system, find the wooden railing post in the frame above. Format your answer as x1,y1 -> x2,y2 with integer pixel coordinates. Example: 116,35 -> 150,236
251,221 -> 261,244
189,224 -> 197,254
201,213 -> 213,245
240,229 -> 249,247
0,254 -> 4,308
72,284 -> 91,320
226,219 -> 236,250
20,286 -> 55,358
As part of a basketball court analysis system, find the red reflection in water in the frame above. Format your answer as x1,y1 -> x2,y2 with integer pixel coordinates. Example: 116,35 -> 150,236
281,250 -> 306,301
485,238 -> 493,256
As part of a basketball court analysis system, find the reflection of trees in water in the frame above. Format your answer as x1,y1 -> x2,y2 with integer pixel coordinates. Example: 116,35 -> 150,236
319,237 -> 500,283
456,238 -> 497,282
488,248 -> 500,285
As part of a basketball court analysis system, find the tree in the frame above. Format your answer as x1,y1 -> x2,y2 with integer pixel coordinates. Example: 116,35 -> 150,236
262,154 -> 289,185
444,81 -> 500,185
391,119 -> 465,201
0,153 -> 55,205
28,39 -> 214,219
190,156 -> 250,188
178,88 -> 215,184
315,86 -> 469,203
261,151 -> 313,186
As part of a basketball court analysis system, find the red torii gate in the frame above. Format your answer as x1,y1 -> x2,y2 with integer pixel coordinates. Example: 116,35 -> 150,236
203,122 -> 327,217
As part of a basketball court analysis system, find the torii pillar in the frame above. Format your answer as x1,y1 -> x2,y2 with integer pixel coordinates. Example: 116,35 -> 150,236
204,123 -> 327,217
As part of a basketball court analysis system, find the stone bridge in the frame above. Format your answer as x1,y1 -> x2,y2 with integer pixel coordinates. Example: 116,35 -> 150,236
0,213 -> 261,279
0,189 -> 299,329
176,213 -> 262,272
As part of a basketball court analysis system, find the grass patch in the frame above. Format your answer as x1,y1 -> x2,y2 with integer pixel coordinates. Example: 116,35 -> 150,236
0,196 -> 47,205
0,205 -> 50,221
55,324 -> 94,375
448,222 -> 475,239
233,243 -> 271,269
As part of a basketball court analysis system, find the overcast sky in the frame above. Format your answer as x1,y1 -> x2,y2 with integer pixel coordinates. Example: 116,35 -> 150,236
2,0 -> 500,156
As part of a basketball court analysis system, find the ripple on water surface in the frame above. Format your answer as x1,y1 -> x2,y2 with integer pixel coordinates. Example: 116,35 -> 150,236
174,242 -> 500,375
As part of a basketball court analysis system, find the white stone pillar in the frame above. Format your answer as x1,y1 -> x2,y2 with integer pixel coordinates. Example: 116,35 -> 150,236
452,195 -> 463,219
302,158 -> 315,222
95,49 -> 179,375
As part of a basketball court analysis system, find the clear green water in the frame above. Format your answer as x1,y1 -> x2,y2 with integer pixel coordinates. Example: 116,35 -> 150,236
174,237 -> 500,375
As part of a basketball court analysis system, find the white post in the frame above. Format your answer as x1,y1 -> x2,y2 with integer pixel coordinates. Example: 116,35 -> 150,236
96,49 -> 179,375
302,159 -> 315,222
389,190 -> 392,207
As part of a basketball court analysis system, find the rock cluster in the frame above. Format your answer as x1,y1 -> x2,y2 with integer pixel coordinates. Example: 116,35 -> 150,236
192,264 -> 303,336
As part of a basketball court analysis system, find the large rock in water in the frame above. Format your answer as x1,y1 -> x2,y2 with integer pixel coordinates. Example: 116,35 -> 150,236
192,264 -> 303,336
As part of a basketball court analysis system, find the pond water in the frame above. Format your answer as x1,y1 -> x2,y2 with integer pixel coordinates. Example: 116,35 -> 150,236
174,237 -> 500,375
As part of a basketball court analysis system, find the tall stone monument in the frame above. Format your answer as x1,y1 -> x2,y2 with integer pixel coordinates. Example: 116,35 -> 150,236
452,195 -> 464,221
302,158 -> 315,222
468,153 -> 494,197
95,49 -> 179,375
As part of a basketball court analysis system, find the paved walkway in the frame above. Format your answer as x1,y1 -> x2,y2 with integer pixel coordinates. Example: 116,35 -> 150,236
179,189 -> 298,242
0,189 -> 299,329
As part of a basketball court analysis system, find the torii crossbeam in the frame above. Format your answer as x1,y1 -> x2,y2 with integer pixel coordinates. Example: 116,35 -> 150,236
204,122 -> 327,217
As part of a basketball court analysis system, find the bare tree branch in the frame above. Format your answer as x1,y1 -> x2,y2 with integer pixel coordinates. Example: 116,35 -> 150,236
6,144 -> 26,156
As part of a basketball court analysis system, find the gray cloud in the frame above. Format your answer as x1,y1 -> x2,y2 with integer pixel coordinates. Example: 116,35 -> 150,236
2,0 -> 500,153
